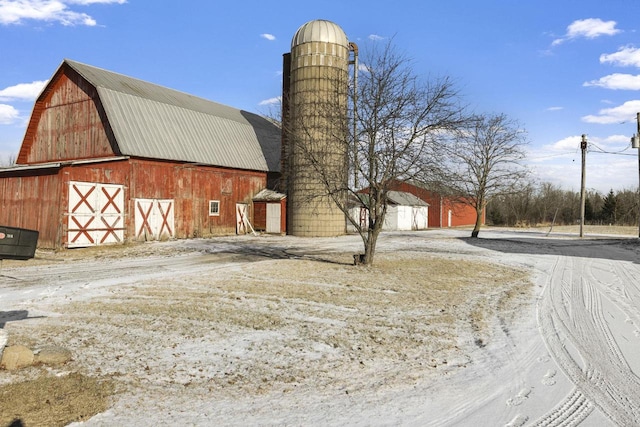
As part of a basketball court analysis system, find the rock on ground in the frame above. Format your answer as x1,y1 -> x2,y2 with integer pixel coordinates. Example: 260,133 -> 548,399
1,345 -> 34,371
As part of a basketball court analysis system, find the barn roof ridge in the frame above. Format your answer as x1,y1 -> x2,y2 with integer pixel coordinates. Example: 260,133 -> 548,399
63,59 -> 243,119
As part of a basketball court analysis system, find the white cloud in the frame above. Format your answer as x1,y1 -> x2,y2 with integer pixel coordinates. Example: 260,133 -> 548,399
597,133 -> 632,147
546,106 -> 564,111
0,0 -> 125,26
552,18 -> 620,46
537,134 -> 627,156
260,33 -> 275,41
259,96 -> 281,106
530,134 -> 629,163
529,133 -> 637,191
0,80 -> 48,101
368,34 -> 384,41
584,73 -> 640,90
0,104 -> 20,124
600,45 -> 640,68
547,135 -> 583,152
582,100 -> 640,124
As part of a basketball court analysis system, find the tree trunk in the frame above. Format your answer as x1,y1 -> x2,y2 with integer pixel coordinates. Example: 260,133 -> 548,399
363,227 -> 379,265
471,206 -> 483,238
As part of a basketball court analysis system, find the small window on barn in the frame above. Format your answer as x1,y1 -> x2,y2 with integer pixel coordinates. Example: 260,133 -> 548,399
209,200 -> 220,216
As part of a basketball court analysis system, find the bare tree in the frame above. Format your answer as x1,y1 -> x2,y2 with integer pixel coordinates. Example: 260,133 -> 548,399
444,113 -> 529,237
284,40 -> 466,264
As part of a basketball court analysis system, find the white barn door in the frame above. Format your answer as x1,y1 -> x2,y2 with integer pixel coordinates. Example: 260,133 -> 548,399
236,203 -> 249,234
266,203 -> 281,234
134,199 -> 175,241
67,181 -> 125,248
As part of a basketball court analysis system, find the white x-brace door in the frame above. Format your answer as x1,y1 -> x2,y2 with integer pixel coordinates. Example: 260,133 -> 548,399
67,181 -> 125,248
134,198 -> 175,241
236,203 -> 249,234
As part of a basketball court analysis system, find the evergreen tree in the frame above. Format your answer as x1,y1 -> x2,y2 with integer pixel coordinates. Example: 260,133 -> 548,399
601,189 -> 617,224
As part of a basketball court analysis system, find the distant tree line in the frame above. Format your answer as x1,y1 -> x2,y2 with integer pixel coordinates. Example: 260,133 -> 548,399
487,182 -> 640,227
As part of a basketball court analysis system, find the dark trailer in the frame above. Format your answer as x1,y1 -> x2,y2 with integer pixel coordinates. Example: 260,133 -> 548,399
0,226 -> 39,260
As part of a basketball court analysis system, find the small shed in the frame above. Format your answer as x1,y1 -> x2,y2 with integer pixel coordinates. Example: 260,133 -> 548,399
252,189 -> 286,234
348,191 -> 429,232
383,191 -> 429,231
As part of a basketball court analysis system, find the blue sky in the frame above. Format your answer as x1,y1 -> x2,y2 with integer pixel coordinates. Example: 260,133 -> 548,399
2,0 -> 640,193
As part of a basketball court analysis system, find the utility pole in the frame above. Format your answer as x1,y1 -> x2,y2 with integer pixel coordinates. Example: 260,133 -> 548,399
632,113 -> 640,238
349,42 -> 359,190
580,134 -> 587,238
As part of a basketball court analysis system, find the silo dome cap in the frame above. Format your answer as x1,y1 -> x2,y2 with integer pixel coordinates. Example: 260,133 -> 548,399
291,19 -> 348,48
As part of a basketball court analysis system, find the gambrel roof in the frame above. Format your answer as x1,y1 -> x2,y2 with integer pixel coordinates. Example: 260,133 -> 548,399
24,59 -> 281,172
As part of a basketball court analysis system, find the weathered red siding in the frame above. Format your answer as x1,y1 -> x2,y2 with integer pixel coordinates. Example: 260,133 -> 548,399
128,160 -> 265,237
19,69 -> 115,164
254,202 -> 267,230
280,199 -> 287,233
0,169 -> 63,248
0,159 -> 267,248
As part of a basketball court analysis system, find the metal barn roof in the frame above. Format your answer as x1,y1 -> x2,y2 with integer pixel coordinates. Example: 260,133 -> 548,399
349,191 -> 429,207
386,191 -> 429,207
63,59 -> 280,172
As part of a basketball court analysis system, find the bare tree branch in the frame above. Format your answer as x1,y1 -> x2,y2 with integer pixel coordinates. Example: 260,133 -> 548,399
442,113 -> 529,237
283,39 -> 467,264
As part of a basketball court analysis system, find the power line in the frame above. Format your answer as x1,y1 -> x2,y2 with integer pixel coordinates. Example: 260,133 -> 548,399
527,151 -> 577,161
588,142 -> 635,156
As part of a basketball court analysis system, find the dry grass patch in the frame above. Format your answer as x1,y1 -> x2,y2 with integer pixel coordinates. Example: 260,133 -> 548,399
0,372 -> 115,427
20,253 -> 533,399
1,246 -> 533,423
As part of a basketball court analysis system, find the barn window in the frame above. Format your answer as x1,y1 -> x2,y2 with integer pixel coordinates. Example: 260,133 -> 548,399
209,200 -> 220,216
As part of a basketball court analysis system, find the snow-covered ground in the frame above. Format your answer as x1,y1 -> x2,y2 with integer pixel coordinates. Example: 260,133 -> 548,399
1,228 -> 639,426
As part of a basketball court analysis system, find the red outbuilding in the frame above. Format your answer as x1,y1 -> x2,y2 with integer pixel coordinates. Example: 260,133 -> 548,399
388,180 -> 484,228
0,59 -> 281,248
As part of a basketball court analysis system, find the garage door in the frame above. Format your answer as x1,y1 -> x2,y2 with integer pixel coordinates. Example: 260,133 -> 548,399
67,181 -> 125,248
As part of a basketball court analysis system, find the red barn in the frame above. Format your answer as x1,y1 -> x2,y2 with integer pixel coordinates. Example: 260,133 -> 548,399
388,180 -> 483,228
0,59 -> 281,248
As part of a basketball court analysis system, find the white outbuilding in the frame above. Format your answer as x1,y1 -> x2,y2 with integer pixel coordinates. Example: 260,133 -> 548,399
348,191 -> 429,232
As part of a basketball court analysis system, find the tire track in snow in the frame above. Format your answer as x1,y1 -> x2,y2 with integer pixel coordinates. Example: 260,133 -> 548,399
529,388 -> 593,427
601,262 -> 640,339
535,257 -> 595,426
537,254 -> 640,426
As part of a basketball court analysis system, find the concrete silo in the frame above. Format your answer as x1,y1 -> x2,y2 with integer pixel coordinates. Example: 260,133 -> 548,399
282,19 -> 351,237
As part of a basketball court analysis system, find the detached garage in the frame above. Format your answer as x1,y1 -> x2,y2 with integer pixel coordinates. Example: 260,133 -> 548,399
0,59 -> 281,248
